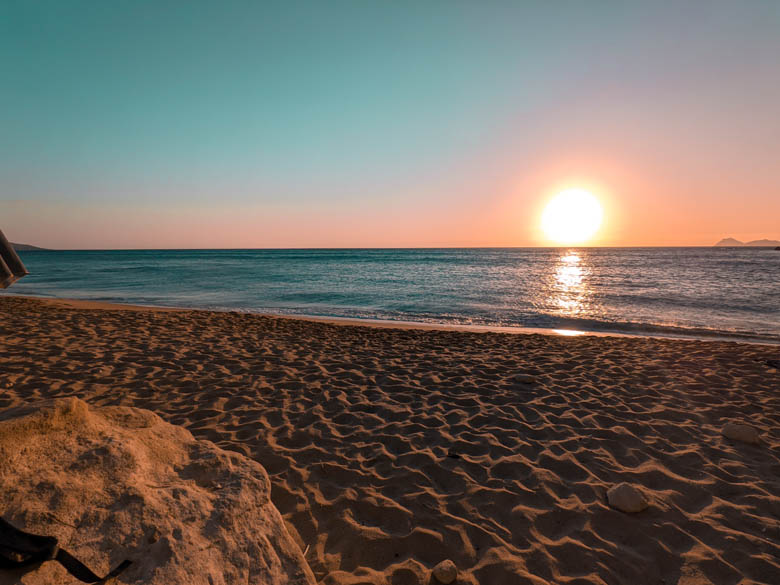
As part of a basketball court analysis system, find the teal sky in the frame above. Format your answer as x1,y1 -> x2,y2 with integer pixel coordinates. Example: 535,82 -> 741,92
2,1 -> 779,248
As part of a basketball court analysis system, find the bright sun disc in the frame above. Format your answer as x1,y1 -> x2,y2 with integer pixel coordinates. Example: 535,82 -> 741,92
542,189 -> 603,244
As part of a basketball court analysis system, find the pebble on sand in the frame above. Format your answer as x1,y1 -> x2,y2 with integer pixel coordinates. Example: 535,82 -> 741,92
432,559 -> 458,584
722,422 -> 760,444
515,374 -> 536,384
607,483 -> 649,513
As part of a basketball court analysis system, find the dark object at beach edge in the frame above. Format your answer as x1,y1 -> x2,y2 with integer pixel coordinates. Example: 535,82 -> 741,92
0,516 -> 131,583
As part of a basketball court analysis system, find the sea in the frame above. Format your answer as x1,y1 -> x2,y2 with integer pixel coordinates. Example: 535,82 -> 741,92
7,248 -> 780,344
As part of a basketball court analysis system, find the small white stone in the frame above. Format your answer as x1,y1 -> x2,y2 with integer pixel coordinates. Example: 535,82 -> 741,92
432,559 -> 458,584
607,482 -> 648,513
515,374 -> 536,384
722,423 -> 760,445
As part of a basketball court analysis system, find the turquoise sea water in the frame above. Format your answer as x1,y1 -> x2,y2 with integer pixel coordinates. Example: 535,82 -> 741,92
6,248 -> 780,343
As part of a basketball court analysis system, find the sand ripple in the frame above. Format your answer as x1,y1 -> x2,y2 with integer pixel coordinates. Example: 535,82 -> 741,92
1,296 -> 778,584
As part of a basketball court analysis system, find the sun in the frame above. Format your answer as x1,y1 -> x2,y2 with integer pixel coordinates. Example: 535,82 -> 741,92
541,188 -> 603,244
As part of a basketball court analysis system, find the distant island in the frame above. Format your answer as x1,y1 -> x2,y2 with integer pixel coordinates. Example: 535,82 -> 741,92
714,237 -> 780,247
11,242 -> 48,251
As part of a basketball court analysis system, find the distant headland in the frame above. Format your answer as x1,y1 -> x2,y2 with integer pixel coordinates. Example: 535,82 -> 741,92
714,237 -> 780,247
10,242 -> 48,251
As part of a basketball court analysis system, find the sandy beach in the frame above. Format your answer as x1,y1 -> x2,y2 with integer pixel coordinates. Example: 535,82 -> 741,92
1,295 -> 778,584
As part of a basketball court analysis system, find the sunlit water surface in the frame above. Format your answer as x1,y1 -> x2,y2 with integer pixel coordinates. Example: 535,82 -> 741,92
7,248 -> 780,343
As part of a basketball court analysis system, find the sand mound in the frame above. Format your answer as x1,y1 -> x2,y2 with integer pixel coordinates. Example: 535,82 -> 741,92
0,398 -> 315,585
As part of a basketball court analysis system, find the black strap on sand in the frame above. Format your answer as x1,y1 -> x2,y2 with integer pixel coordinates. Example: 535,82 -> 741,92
0,517 -> 131,583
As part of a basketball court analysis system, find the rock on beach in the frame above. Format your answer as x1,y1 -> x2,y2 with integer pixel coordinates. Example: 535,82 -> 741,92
432,559 -> 458,584
722,422 -> 760,444
0,398 -> 315,585
607,483 -> 649,513
515,374 -> 537,384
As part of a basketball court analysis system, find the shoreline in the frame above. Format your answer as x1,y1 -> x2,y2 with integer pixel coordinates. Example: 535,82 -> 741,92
5,293 -> 779,346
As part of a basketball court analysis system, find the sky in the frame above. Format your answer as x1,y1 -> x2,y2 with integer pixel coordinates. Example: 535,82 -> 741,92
1,0 -> 779,248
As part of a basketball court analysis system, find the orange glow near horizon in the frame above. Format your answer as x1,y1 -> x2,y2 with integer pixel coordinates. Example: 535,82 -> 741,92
2,163 -> 778,249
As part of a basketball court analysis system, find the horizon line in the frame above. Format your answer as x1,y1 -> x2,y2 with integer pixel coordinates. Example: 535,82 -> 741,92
14,244 -> 780,251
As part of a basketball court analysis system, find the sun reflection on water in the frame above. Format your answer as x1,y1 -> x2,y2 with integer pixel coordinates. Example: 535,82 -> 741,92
550,251 -> 592,316
552,329 -> 585,336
